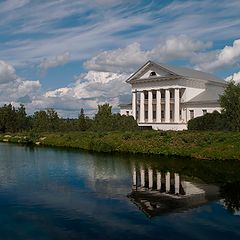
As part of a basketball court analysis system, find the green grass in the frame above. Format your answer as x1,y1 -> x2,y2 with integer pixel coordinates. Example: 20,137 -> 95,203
1,130 -> 240,160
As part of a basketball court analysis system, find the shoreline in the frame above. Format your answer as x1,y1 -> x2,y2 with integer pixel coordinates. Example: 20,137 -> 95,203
0,131 -> 240,161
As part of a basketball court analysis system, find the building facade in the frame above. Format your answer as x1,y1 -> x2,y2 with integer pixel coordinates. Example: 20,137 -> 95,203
120,61 -> 226,130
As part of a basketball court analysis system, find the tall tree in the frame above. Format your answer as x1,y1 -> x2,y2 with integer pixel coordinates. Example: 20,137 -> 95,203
0,104 -> 17,132
16,104 -> 28,131
78,108 -> 87,131
220,81 -> 240,131
92,104 -> 114,131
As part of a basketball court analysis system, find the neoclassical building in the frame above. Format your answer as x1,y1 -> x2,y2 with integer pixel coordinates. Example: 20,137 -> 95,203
120,61 -> 226,130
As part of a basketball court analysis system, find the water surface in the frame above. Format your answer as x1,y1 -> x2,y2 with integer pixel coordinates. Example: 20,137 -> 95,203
0,143 -> 240,240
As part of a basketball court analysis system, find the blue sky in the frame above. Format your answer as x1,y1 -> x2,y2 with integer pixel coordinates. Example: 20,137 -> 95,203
0,0 -> 240,117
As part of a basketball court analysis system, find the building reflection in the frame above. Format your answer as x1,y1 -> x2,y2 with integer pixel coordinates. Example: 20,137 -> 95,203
128,164 -> 219,218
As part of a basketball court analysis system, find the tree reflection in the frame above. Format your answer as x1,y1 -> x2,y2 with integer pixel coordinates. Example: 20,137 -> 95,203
220,182 -> 240,214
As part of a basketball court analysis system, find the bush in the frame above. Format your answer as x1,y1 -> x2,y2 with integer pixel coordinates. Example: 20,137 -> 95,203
188,111 -> 227,131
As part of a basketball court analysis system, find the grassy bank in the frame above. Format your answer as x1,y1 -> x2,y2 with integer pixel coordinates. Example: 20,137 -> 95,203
0,130 -> 240,160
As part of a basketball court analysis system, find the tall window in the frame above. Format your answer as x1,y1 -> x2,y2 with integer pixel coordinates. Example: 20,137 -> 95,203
189,110 -> 194,120
152,92 -> 156,99
145,111 -> 148,120
202,109 -> 207,115
153,110 -> 156,120
161,110 -> 164,119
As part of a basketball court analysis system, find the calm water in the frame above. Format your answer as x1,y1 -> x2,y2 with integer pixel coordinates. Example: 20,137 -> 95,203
0,143 -> 240,240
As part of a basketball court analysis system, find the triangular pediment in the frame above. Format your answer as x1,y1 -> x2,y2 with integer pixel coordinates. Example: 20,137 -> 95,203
126,61 -> 178,83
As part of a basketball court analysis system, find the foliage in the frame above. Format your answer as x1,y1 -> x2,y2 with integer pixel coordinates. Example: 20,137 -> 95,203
0,104 -> 29,133
78,108 -> 89,131
0,103 -> 138,133
188,82 -> 240,131
188,111 -> 227,130
32,108 -> 60,132
2,130 -> 240,160
91,103 -> 138,132
220,81 -> 240,131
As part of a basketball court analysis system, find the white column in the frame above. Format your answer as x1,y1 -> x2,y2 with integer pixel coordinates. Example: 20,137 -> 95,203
140,167 -> 145,187
132,91 -> 137,120
156,90 -> 161,123
133,167 -> 137,186
165,89 -> 170,123
166,172 -> 170,192
174,89 -> 180,123
148,168 -> 153,189
148,91 -> 153,122
157,172 -> 161,190
140,91 -> 145,123
174,173 -> 180,194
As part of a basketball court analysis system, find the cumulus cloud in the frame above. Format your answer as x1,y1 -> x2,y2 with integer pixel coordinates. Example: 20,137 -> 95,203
39,52 -> 71,73
84,35 -> 211,73
0,60 -> 41,104
225,71 -> 240,84
33,70 -> 130,116
196,39 -> 240,71
0,60 -> 17,83
150,35 -> 212,61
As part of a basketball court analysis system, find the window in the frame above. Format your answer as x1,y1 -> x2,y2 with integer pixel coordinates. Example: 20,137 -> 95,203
161,91 -> 165,99
189,110 -> 194,120
153,110 -> 156,120
161,110 -> 164,119
152,92 -> 156,99
149,71 -> 156,76
202,109 -> 207,115
170,91 -> 173,98
145,111 -> 148,119
144,92 -> 148,100
170,110 -> 173,119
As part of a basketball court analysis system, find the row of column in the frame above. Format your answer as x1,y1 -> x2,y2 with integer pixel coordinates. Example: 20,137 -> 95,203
132,89 -> 180,123
133,167 -> 180,194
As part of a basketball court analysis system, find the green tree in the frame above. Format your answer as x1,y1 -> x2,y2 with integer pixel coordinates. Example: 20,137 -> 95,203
220,81 -> 240,131
46,108 -> 60,131
0,104 -> 17,132
92,104 -> 114,131
78,108 -> 87,131
32,110 -> 49,132
16,104 -> 28,131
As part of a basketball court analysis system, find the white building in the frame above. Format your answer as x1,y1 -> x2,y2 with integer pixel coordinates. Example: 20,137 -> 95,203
120,61 -> 226,130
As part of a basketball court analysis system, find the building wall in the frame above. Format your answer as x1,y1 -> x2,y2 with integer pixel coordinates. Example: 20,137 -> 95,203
120,108 -> 132,116
185,107 -> 221,122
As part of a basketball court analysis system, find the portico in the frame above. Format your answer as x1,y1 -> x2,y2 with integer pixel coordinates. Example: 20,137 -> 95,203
120,60 -> 226,130
132,88 -> 181,124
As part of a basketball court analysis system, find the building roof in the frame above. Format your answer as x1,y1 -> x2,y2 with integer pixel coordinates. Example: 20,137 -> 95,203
187,88 -> 223,103
127,61 -> 225,84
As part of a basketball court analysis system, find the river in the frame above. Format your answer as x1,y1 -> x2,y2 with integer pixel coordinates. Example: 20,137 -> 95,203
0,142 -> 240,239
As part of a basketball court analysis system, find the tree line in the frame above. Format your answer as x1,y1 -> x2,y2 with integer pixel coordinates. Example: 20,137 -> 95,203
0,103 -> 138,133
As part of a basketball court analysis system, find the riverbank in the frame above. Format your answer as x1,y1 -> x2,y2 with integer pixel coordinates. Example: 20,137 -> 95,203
0,131 -> 240,160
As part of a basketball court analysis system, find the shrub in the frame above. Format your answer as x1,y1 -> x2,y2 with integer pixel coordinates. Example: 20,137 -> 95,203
188,111 -> 227,131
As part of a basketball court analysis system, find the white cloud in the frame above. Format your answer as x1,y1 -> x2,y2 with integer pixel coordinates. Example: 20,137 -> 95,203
225,71 -> 240,84
0,60 -> 40,104
33,70 -> 130,116
39,52 -> 70,73
150,35 -> 212,61
1,0 -> 240,68
0,61 -> 17,83
196,39 -> 240,71
84,35 -> 211,73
